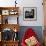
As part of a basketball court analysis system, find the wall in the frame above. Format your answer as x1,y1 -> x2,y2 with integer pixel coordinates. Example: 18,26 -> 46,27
18,0 -> 44,26
0,0 -> 44,26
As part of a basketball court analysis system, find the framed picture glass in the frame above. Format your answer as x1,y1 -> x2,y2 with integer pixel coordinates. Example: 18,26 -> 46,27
2,10 -> 9,15
23,7 -> 37,21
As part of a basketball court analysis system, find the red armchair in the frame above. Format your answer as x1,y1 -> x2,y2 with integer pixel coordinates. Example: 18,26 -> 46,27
21,28 -> 41,46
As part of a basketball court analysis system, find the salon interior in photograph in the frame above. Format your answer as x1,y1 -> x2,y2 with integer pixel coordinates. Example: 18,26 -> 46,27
0,0 -> 46,46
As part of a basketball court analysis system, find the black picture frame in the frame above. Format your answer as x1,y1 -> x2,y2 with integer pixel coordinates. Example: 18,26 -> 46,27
23,7 -> 37,21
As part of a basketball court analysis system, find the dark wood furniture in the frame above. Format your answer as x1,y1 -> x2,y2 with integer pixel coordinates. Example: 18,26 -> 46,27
2,41 -> 19,46
0,41 -> 2,46
0,7 -> 19,46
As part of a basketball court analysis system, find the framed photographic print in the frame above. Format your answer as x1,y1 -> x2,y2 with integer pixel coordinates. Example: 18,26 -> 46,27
9,10 -> 18,15
23,7 -> 37,21
2,10 -> 9,15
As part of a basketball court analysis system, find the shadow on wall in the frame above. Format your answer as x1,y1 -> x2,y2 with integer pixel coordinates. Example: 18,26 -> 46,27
18,26 -> 43,44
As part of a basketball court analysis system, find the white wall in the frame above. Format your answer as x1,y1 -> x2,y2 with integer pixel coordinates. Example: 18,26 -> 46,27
0,0 -> 44,26
19,0 -> 44,26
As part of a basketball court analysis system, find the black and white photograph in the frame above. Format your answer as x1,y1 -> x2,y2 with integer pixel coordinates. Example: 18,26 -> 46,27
23,7 -> 37,21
